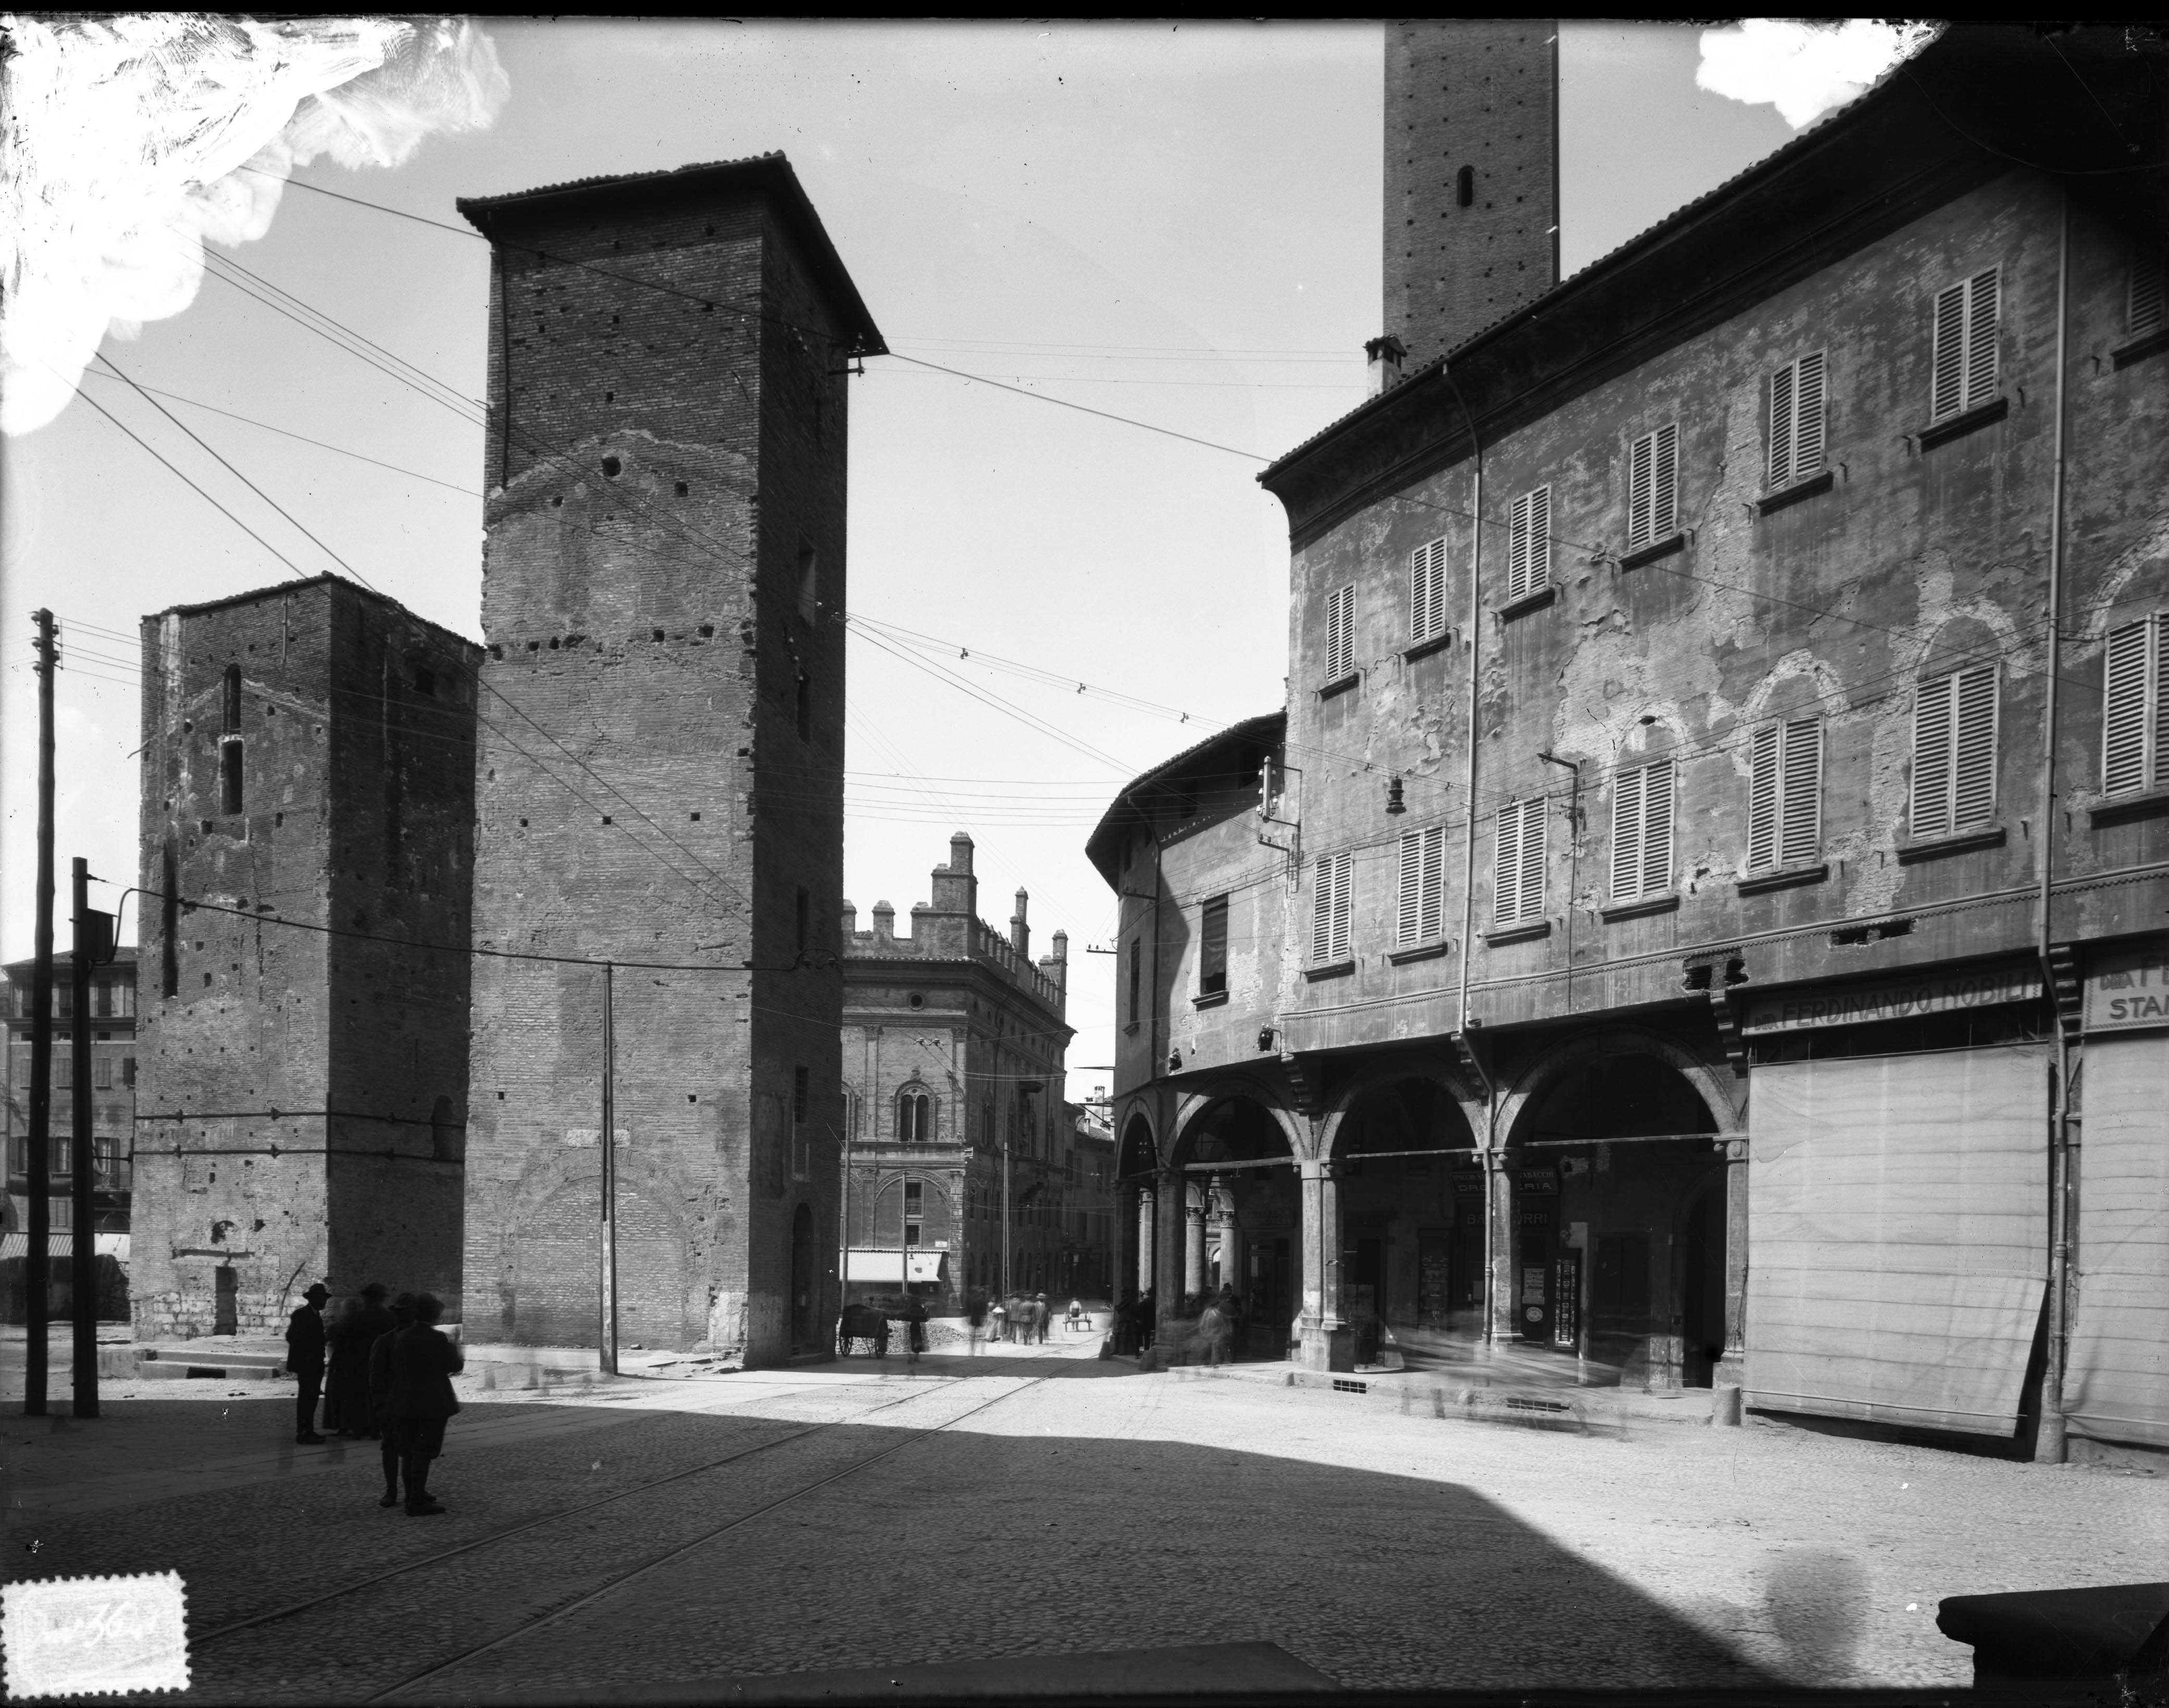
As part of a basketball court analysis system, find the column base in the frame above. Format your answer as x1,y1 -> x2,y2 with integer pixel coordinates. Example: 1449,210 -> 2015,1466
1296,1323 -> 1355,1374
1714,1351 -> 1747,1390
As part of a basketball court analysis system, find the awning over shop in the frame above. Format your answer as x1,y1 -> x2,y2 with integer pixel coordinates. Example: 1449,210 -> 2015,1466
2066,1030 -> 2169,1450
1746,1046 -> 2047,1436
0,1233 -> 130,1261
906,1251 -> 945,1283
845,1249 -> 904,1283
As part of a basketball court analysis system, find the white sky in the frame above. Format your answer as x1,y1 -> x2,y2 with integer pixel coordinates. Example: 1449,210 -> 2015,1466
0,20 -> 1801,1087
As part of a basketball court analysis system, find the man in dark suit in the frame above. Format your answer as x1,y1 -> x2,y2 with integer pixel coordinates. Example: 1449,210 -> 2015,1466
388,1292 -> 464,1516
368,1293 -> 417,1508
285,1282 -> 330,1444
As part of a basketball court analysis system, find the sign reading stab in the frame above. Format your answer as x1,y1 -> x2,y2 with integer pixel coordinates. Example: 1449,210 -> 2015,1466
1739,961 -> 2041,1036
2086,943 -> 2169,1033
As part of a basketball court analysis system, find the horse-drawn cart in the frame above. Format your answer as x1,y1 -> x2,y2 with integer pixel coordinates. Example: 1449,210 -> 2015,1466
836,1301 -> 891,1357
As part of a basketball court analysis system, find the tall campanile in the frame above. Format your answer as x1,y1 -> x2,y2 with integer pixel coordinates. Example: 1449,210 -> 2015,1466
457,157 -> 882,1367
1383,21 -> 1560,369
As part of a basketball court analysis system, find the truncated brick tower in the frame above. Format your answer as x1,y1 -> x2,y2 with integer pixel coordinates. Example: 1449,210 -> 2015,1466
457,156 -> 883,1365
1383,19 -> 1559,370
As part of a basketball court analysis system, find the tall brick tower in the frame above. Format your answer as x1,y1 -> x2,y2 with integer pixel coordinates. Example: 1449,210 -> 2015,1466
457,156 -> 883,1366
1383,21 -> 1559,369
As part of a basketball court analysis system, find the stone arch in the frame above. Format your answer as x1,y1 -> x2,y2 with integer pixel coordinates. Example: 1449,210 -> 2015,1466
1170,1078 -> 1306,1164
1116,1107 -> 1157,1181
1494,1024 -> 1741,1150
1318,1056 -> 1485,1159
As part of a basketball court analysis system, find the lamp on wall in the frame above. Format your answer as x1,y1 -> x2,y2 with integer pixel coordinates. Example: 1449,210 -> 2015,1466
1167,1050 -> 1182,1074
1256,1026 -> 1276,1052
1386,776 -> 1405,815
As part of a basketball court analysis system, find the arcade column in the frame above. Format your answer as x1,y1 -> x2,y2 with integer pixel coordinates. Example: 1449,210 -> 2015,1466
1135,1183 -> 1155,1295
1718,1137 -> 1749,1386
1485,1149 -> 1518,1344
1209,1174 -> 1239,1294
1296,1157 -> 1353,1373
1153,1165 -> 1184,1326
1183,1183 -> 1207,1298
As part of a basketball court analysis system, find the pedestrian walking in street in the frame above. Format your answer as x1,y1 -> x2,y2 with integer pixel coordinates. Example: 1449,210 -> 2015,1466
368,1292 -> 417,1508
388,1292 -> 464,1516
1033,1292 -> 1051,1345
899,1292 -> 928,1367
989,1295 -> 1006,1345
1199,1295 -> 1233,1367
322,1295 -> 370,1436
965,1287 -> 988,1355
1138,1289 -> 1156,1353
352,1283 -> 396,1439
285,1282 -> 330,1444
1067,1297 -> 1084,1335
1112,1290 -> 1138,1356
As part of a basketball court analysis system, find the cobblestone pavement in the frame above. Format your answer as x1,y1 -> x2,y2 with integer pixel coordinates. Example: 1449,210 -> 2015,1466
6,1341 -> 2163,1702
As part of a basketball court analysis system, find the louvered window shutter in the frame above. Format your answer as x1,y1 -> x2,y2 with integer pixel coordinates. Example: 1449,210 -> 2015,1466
1525,485 -> 1550,597
1312,854 -> 1335,962
1747,725 -> 1780,870
1641,761 -> 1674,896
1398,831 -> 1423,946
2133,246 -> 2167,338
1326,584 -> 1355,680
1652,423 -> 1679,539
1964,267 -> 1999,413
1410,539 -> 1446,642
1912,674 -> 1955,839
1328,851 -> 1352,961
1951,665 -> 1998,830
1792,352 -> 1826,482
1611,766 -> 1644,898
1517,799 -> 1547,921
1767,364 -> 1794,490
1627,432 -> 1654,550
2156,613 -> 2169,789
1931,280 -> 1967,422
1779,718 -> 1822,867
2102,618 -> 2151,795
1419,825 -> 1444,942
1494,803 -> 1523,927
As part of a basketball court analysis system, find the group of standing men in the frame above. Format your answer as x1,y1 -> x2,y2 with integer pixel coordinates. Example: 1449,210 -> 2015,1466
284,1280 -> 465,1517
974,1289 -> 1057,1349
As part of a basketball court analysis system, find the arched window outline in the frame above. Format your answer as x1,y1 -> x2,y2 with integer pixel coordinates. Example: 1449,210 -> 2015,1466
897,1083 -> 933,1143
219,665 -> 244,815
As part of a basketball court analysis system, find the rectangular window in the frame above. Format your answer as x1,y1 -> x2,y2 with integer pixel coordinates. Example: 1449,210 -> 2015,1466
1625,425 -> 1679,552
1610,760 -> 1675,901
1911,665 -> 1999,839
1325,583 -> 1356,681
2103,611 -> 2169,796
2132,245 -> 2166,340
796,537 -> 819,624
122,1054 -> 137,1088
1310,849 -> 1353,964
93,1050 -> 111,1090
53,1053 -> 72,1092
1931,266 -> 2000,421
1410,538 -> 1447,642
1505,485 -> 1551,603
1494,797 -> 1548,926
791,1134 -> 810,1181
1747,717 -> 1824,871
1126,938 -> 1140,1026
221,739 -> 243,816
792,1065 -> 808,1126
1199,895 -> 1229,996
1396,824 -> 1445,946
905,1180 -> 923,1215
1768,352 -> 1827,489
904,1221 -> 921,1248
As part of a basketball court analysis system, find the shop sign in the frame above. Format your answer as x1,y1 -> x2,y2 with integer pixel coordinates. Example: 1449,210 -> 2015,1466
1738,961 -> 2041,1036
2086,944 -> 2169,1033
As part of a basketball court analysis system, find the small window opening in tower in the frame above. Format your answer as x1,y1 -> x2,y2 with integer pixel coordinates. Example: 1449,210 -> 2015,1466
219,665 -> 243,814
796,538 -> 818,622
412,664 -> 436,697
1457,164 -> 1475,208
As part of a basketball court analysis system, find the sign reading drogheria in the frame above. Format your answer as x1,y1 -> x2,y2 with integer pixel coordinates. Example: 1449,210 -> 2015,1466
1739,962 -> 2042,1035
2085,943 -> 2169,1032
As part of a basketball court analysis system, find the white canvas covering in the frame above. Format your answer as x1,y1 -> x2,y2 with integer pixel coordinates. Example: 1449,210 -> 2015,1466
2066,1030 -> 2169,1449
1747,1046 -> 2047,1435
844,1249 -> 905,1283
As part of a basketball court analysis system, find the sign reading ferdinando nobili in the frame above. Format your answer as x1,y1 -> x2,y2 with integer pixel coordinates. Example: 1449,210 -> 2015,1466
1738,960 -> 2042,1036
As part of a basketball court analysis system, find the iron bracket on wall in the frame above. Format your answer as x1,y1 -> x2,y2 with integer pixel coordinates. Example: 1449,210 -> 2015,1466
2044,942 -> 2083,1039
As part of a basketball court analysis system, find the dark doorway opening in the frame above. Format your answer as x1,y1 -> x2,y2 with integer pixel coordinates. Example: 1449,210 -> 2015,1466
790,1203 -> 817,1354
214,1265 -> 238,1336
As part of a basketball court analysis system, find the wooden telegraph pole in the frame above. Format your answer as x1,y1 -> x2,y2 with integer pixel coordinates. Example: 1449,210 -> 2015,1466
24,611 -> 58,1416
599,963 -> 618,1376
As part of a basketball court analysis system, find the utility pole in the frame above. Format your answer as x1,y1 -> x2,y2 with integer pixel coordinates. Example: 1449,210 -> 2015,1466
71,859 -> 107,1419
24,610 -> 57,1416
599,963 -> 618,1376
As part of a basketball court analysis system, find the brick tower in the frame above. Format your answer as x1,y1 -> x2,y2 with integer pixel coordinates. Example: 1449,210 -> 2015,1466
1383,20 -> 1559,369
457,156 -> 883,1366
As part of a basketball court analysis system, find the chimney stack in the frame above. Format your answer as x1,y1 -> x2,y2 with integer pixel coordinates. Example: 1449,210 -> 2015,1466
1365,334 -> 1408,396
1009,888 -> 1029,958
871,900 -> 895,944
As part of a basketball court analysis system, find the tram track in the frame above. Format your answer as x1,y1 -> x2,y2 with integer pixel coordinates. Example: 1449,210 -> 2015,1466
186,1355 -> 1078,1702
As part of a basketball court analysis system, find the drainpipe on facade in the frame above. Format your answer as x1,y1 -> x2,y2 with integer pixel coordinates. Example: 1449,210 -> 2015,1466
2035,181 -> 2073,1465
1442,362 -> 1503,1344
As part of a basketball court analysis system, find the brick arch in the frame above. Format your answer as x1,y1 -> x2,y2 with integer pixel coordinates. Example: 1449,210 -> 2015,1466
1115,1105 -> 1158,1179
1170,1079 -> 1306,1165
1493,1024 -> 1742,1151
1317,1057 -> 1486,1158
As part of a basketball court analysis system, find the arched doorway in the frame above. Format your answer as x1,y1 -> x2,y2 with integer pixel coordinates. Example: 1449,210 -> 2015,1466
1506,1045 -> 1725,1388
1331,1076 -> 1479,1367
1116,1113 -> 1157,1300
1175,1096 -> 1297,1360
790,1203 -> 817,1354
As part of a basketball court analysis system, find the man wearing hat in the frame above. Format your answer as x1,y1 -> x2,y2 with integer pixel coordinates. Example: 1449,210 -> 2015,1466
285,1282 -> 331,1444
349,1283 -> 396,1440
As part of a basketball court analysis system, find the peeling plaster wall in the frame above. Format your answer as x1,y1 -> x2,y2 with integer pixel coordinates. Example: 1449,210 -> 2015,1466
1280,169 -> 2169,1045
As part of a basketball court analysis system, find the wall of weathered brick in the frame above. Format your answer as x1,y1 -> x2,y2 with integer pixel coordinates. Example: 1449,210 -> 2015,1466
1383,20 -> 1559,368
462,166 -> 856,1363
133,579 -> 477,1338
